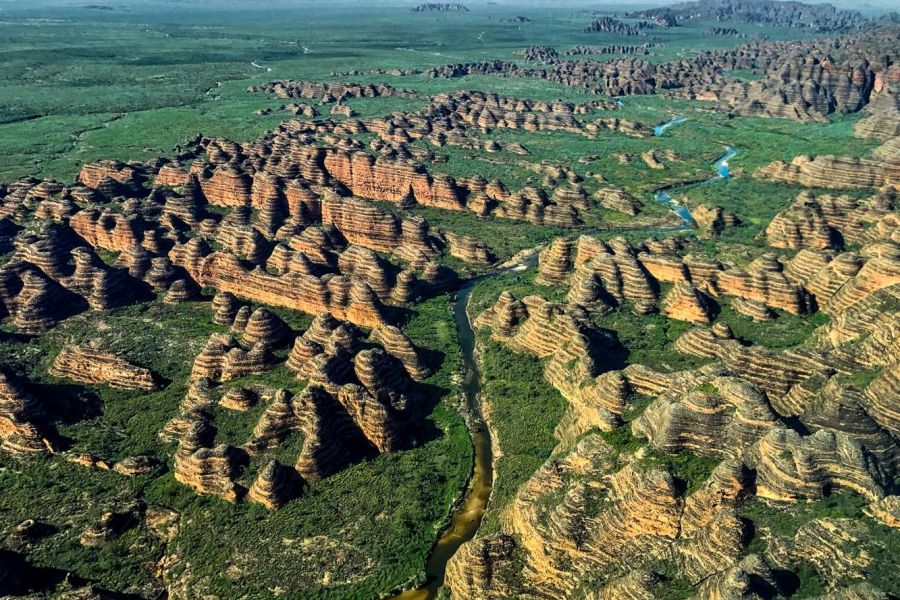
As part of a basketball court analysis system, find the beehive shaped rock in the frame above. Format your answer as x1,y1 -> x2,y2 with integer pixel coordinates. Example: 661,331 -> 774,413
731,296 -> 776,321
369,325 -> 431,380
145,257 -> 177,291
662,280 -> 714,324
248,389 -> 300,451
824,253 -> 900,316
220,387 -> 258,412
174,443 -> 242,502
7,269 -> 73,334
756,154 -> 899,191
855,75 -> 900,142
861,363 -> 900,441
247,459 -> 302,509
595,187 -> 642,216
285,226 -> 343,268
336,384 -> 401,453
69,209 -> 146,253
212,292 -> 242,325
865,495 -> 900,529
337,245 -> 394,299
156,163 -> 192,187
774,518 -> 874,587
164,278 -> 198,304
633,375 -> 779,459
474,290 -> 528,337
78,160 -> 146,196
50,346 -> 159,391
231,305 -> 251,332
285,335 -> 324,375
681,457 -> 753,535
323,150 -> 466,211
321,194 -> 402,253
536,237 -> 575,285
747,428 -> 887,502
585,247 -> 659,314
0,369 -> 47,456
190,334 -> 276,382
691,204 -> 739,238
798,377 -> 899,470
162,192 -> 205,229
242,307 -> 289,347
673,325 -> 822,398
469,441 -> 682,596
179,378 -> 216,414
716,253 -> 813,315
354,348 -> 412,411
444,534 -> 517,600
444,231 -> 496,266
79,504 -> 141,547
292,385 -> 355,482
565,270 -> 616,314
695,554 -> 779,600
477,293 -> 630,435
193,252 -> 388,329
198,166 -> 252,207
118,243 -> 153,280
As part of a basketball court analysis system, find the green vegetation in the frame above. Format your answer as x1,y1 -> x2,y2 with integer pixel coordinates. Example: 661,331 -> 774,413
590,309 -> 712,373
0,294 -> 472,598
740,493 -> 900,596
468,268 -> 567,316
1,2 -> 895,598
836,367 -> 883,391
639,447 -> 719,495
598,425 -> 718,494
476,334 -> 567,535
714,303 -> 829,350
379,201 -> 570,265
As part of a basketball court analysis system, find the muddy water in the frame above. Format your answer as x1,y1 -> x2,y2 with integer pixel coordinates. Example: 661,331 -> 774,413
387,140 -> 737,596
388,279 -> 494,600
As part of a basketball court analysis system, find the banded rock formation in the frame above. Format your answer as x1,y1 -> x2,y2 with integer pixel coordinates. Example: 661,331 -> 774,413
50,345 -> 160,391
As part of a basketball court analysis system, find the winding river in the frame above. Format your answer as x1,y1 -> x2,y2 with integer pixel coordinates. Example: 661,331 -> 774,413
389,140 -> 738,600
654,145 -> 738,225
653,114 -> 686,136
388,278 -> 495,600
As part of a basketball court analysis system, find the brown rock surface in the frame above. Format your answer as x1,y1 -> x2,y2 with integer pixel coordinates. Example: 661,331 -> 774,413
756,155 -> 900,190
247,459 -> 302,509
50,345 -> 160,391
0,369 -> 48,456
662,280 -> 714,324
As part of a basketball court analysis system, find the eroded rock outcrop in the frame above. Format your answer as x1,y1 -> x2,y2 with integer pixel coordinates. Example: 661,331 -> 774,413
0,370 -> 48,456
50,345 -> 160,391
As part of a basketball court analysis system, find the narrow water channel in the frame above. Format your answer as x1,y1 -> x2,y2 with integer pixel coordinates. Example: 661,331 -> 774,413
388,279 -> 494,600
654,144 -> 738,225
653,114 -> 686,136
390,140 -> 738,599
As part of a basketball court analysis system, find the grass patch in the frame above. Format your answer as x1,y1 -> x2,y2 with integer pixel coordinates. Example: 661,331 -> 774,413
476,334 -> 567,535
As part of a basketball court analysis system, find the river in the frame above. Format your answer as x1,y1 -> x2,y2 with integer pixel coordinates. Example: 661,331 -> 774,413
389,140 -> 737,599
653,114 -> 686,136
388,278 -> 494,600
654,145 -> 737,225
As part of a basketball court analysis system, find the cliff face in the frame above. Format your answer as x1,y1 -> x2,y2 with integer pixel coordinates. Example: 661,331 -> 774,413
0,370 -> 48,456
454,208 -> 900,598
756,154 -> 900,190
